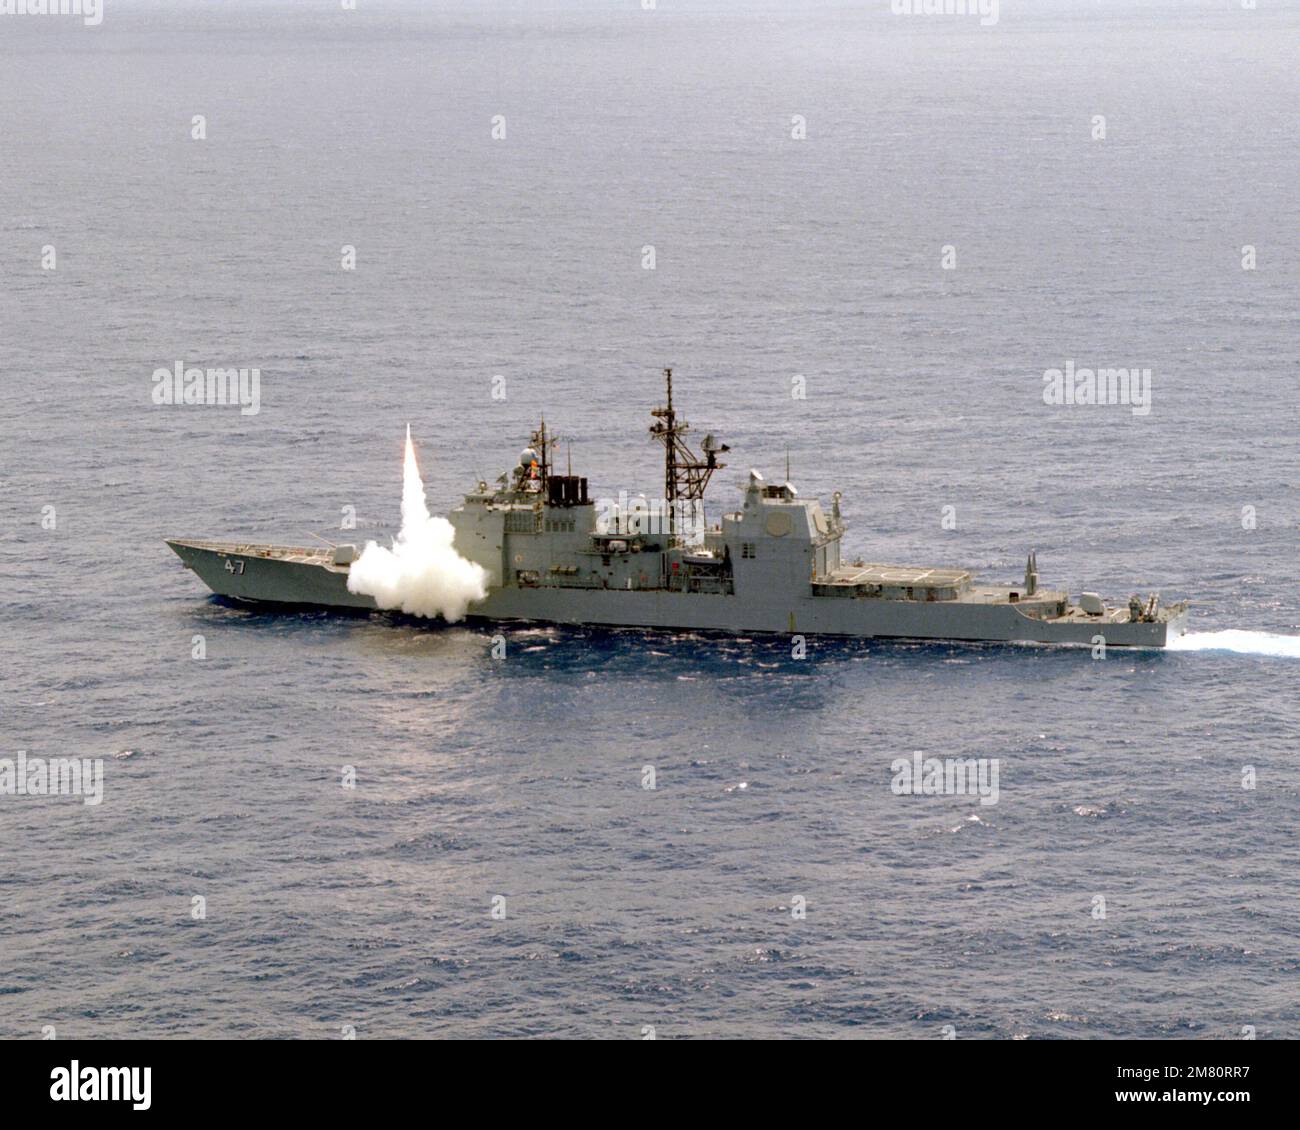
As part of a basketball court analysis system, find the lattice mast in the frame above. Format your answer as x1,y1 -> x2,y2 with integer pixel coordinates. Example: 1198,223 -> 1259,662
648,368 -> 728,534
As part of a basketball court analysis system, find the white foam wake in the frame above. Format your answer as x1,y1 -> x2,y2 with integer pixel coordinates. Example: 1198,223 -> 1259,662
1167,630 -> 1300,658
346,426 -> 488,622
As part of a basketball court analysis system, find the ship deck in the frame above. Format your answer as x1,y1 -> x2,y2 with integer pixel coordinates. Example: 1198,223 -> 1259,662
166,538 -> 337,565
826,564 -> 973,587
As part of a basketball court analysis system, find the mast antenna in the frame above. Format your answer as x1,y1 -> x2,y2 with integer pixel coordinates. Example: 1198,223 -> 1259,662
528,417 -> 551,489
648,367 -> 729,535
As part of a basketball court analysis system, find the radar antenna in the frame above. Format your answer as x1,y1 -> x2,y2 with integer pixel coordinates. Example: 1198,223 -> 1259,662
648,368 -> 729,525
528,419 -> 552,488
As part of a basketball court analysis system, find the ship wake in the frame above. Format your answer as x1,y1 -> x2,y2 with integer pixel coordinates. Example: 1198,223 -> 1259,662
1167,630 -> 1300,659
346,426 -> 487,622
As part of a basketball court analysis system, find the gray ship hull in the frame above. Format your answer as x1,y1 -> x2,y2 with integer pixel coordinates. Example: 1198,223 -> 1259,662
166,539 -> 1188,648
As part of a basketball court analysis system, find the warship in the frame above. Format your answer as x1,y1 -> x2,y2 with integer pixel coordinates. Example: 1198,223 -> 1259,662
167,370 -> 1188,647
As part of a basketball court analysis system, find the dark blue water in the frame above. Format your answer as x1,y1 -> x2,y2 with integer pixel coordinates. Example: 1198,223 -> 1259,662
1,0 -> 1298,1038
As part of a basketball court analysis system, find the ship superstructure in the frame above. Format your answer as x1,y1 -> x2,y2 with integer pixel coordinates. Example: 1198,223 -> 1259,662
167,370 -> 1188,647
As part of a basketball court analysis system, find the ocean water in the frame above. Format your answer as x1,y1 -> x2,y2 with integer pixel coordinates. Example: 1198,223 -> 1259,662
1,0 -> 1298,1039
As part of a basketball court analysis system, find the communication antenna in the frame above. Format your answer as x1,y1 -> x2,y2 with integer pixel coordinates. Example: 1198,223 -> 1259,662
648,367 -> 729,509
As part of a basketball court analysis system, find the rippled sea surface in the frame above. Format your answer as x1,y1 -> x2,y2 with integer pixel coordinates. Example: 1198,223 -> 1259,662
1,0 -> 1298,1039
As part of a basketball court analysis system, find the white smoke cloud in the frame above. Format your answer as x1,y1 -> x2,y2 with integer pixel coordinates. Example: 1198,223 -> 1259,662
346,426 -> 488,622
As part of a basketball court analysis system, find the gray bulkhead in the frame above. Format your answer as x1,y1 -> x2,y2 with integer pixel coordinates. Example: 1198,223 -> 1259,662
449,469 -> 839,606
721,471 -> 839,598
